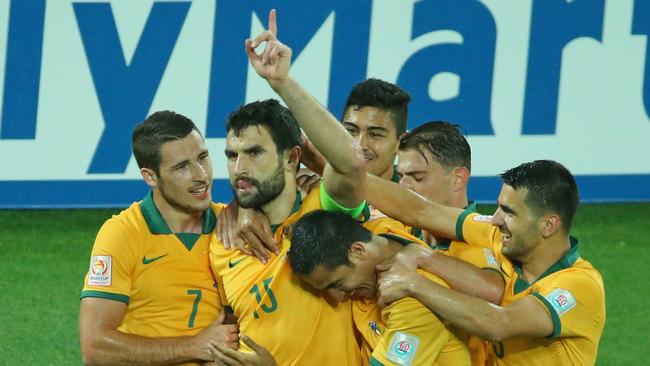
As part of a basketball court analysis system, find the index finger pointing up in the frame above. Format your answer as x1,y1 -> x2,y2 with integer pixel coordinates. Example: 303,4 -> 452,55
268,8 -> 277,37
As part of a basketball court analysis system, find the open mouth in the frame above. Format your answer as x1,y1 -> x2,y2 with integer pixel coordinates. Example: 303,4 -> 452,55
190,185 -> 210,199
500,227 -> 512,243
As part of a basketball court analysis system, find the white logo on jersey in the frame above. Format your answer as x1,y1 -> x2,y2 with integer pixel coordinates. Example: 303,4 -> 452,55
88,255 -> 112,286
546,288 -> 576,317
386,331 -> 420,366
472,214 -> 493,223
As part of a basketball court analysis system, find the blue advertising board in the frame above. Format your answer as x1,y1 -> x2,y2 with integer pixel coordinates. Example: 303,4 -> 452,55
0,0 -> 649,207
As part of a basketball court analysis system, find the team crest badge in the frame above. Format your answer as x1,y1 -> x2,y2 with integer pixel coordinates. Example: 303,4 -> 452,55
545,288 -> 576,317
88,255 -> 112,286
386,331 -> 419,366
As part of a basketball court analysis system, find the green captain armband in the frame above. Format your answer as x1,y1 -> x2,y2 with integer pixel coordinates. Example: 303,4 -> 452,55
319,180 -> 366,218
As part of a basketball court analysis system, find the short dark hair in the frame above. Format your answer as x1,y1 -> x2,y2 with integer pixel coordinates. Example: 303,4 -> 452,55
344,78 -> 411,135
132,110 -> 200,174
289,210 -> 372,276
500,160 -> 579,232
226,99 -> 301,154
399,121 -> 471,172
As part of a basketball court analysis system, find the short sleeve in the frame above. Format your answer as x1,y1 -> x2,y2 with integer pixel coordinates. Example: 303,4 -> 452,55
370,271 -> 470,366
457,212 -> 502,254
530,271 -> 605,339
81,219 -> 138,304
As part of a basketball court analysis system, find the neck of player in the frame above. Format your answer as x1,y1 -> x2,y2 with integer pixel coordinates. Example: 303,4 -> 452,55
521,234 -> 572,283
153,190 -> 205,233
261,173 -> 298,226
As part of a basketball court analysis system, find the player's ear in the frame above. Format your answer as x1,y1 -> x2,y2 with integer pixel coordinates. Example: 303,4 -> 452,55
540,213 -> 562,238
286,145 -> 302,171
141,168 -> 158,188
452,166 -> 470,192
349,241 -> 367,261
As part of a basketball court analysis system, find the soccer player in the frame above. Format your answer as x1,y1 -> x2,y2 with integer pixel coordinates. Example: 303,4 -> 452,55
342,78 -> 411,183
216,71 -> 410,256
288,210 -> 471,366
79,111 -> 238,365
209,10 -> 367,365
396,121 -> 503,365
369,160 -> 606,365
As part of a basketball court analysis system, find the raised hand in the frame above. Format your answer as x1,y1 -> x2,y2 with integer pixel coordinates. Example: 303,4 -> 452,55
245,9 -> 292,88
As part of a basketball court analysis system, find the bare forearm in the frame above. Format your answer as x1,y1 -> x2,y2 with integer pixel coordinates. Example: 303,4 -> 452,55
271,78 -> 364,175
82,330 -> 199,366
422,252 -> 504,304
367,175 -> 461,238
408,275 -> 506,341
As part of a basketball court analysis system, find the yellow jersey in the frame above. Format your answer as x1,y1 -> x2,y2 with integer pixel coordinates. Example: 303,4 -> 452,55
410,203 -> 498,366
354,224 -> 471,366
210,188 -> 362,366
457,211 -> 606,365
81,192 -> 223,346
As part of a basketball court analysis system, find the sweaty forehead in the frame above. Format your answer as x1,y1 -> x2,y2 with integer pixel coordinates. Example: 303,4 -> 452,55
226,125 -> 276,150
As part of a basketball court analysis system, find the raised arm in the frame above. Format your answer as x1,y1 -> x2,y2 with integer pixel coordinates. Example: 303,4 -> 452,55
367,174 -> 462,239
246,9 -> 365,208
79,298 -> 238,365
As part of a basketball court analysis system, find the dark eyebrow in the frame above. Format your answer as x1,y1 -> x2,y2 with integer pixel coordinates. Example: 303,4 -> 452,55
343,121 -> 359,129
243,145 -> 266,154
170,159 -> 189,170
367,126 -> 389,133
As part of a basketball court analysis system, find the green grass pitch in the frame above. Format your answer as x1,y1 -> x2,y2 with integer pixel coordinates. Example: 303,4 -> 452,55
0,203 -> 648,364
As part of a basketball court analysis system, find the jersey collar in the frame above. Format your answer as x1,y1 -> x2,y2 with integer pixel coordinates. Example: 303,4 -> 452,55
140,191 -> 216,234
270,191 -> 302,234
513,236 -> 581,294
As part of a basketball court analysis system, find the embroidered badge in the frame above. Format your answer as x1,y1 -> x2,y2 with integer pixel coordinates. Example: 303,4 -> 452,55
545,288 -> 577,317
472,214 -> 493,223
386,331 -> 420,366
483,248 -> 499,268
88,255 -> 112,286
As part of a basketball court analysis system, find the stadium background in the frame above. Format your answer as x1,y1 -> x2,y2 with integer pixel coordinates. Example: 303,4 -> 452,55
0,0 -> 649,364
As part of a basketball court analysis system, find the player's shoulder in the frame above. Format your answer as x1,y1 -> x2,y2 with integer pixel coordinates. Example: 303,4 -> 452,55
536,259 -> 605,304
101,201 -> 147,234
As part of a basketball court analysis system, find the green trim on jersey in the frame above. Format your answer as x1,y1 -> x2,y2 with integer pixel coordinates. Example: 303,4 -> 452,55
80,290 -> 130,304
532,291 -> 562,339
427,201 -> 477,250
513,237 -> 580,294
139,191 -> 217,250
271,192 -> 302,234
455,206 -> 475,242
319,180 -> 366,218
176,233 -> 202,251
370,356 -> 385,366
390,164 -> 400,183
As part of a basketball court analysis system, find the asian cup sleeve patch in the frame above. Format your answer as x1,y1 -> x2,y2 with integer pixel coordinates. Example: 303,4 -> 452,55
88,255 -> 112,286
545,288 -> 576,317
386,331 -> 420,366
472,214 -> 493,223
